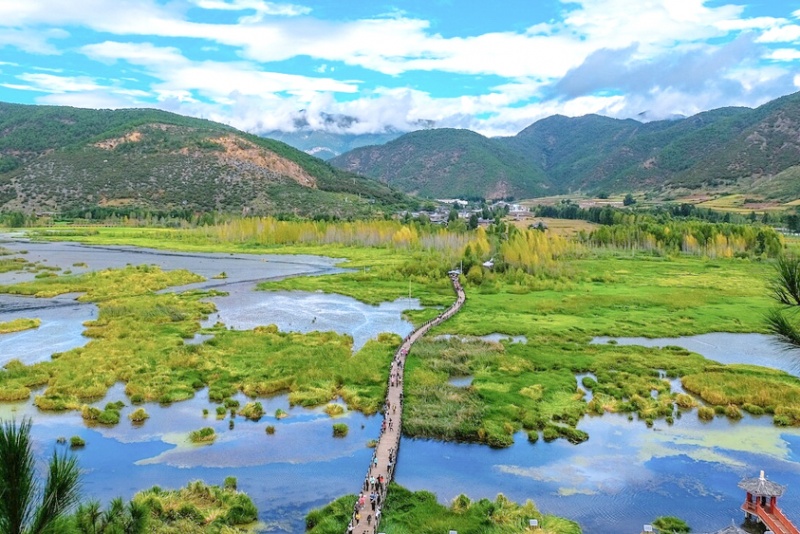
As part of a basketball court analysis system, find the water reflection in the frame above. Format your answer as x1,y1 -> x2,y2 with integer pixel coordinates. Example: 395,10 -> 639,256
395,412 -> 800,534
0,385 -> 380,533
0,295 -> 97,364
592,333 -> 800,377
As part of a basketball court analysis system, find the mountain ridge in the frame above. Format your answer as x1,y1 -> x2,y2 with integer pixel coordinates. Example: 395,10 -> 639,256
0,102 -> 412,216
328,92 -> 800,201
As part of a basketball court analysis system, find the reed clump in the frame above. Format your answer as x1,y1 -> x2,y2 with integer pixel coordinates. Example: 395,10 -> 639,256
189,427 -> 216,443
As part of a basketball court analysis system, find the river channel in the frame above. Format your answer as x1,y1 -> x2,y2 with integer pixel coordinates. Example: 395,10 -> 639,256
1,238 -> 800,533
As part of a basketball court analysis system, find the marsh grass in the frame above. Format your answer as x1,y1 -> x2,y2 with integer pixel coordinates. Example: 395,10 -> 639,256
0,318 -> 40,334
6,228 -> 798,445
324,403 -> 346,417
132,480 -> 257,532
129,407 -> 149,423
305,483 -> 581,534
332,423 -> 348,437
403,326 -> 800,445
0,265 -> 398,416
188,427 -> 216,443
238,402 -> 264,421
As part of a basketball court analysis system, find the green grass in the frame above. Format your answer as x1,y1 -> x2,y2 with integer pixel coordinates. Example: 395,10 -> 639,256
131,479 -> 257,533
3,227 -> 798,443
0,318 -> 40,334
332,423 -> 349,437
188,427 -> 216,443
0,264 -> 399,414
306,483 -> 581,534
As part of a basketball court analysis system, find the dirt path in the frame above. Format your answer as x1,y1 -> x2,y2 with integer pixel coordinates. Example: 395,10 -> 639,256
347,272 -> 466,534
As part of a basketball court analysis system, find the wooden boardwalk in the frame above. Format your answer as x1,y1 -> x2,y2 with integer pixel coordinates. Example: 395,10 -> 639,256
346,272 -> 466,534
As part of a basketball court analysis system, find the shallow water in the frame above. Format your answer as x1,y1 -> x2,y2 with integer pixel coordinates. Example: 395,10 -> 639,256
202,287 -> 420,352
591,332 -> 800,377
434,332 -> 527,344
395,412 -> 800,534
0,386 -> 379,533
3,239 -> 800,533
0,239 -> 420,358
0,294 -> 97,364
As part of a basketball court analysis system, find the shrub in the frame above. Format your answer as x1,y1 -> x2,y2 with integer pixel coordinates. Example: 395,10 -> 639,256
652,516 -> 691,533
106,400 -> 125,411
542,426 -> 559,442
675,393 -> 697,409
70,435 -> 85,448
265,425 -> 276,435
275,408 -> 288,419
224,495 -> 258,525
239,402 -> 264,421
189,427 -> 216,443
81,404 -> 101,421
129,408 -> 149,422
725,404 -> 742,420
743,403 -> 765,415
97,409 -> 121,425
216,406 -> 226,418
698,406 -> 715,421
177,502 -> 205,523
324,403 -> 345,417
224,476 -> 237,490
332,423 -> 348,437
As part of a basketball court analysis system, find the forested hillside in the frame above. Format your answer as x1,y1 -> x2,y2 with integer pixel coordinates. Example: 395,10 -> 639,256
329,91 -> 800,201
330,128 -> 551,199
0,102 -> 411,217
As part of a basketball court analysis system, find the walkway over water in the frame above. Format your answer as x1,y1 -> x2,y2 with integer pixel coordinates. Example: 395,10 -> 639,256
347,272 -> 466,534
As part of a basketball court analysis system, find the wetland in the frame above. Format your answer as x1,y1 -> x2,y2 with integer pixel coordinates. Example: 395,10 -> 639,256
1,224 -> 800,534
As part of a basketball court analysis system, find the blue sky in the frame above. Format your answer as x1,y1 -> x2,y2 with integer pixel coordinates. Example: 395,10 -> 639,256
1,0 -> 799,136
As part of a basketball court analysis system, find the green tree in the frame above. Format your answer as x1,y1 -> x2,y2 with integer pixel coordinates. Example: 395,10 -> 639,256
0,418 -> 80,534
623,193 -> 636,206
766,254 -> 800,347
652,516 -> 691,533
73,498 -> 148,534
448,207 -> 459,222
468,213 -> 479,230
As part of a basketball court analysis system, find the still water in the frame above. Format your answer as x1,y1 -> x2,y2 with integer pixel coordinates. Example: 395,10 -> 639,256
1,238 -> 800,533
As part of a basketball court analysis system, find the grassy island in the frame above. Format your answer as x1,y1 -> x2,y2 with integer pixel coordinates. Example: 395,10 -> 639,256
306,482 -> 581,534
131,480 -> 258,533
0,318 -> 41,334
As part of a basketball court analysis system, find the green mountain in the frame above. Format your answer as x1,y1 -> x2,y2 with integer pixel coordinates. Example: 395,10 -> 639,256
329,91 -> 800,201
264,129 -> 403,160
329,128 -> 551,199
0,102 -> 411,216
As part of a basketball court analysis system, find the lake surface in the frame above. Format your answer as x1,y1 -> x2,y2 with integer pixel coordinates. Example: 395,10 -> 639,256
592,332 -> 800,377
0,239 -> 421,358
2,238 -> 800,533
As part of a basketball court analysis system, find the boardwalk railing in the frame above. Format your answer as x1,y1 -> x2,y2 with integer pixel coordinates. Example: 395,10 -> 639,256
346,273 -> 466,534
742,501 -> 800,534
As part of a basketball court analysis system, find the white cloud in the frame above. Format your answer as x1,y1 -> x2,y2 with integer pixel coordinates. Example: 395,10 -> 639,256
80,41 -> 358,106
766,48 -> 800,61
37,90 -> 141,109
17,73 -> 104,93
1,0 -> 799,137
82,41 -> 187,67
190,0 -> 311,21
0,28 -> 67,55
757,24 -> 800,43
